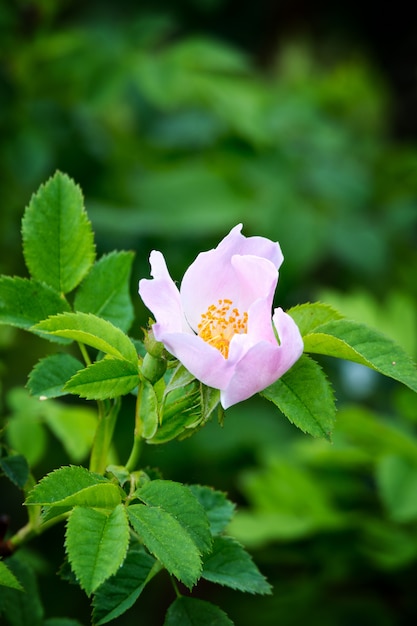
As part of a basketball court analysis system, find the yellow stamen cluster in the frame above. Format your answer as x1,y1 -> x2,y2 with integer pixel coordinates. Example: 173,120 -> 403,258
198,299 -> 248,359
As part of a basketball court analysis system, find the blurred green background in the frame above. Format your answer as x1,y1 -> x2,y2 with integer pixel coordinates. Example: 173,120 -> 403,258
1,1 -> 417,625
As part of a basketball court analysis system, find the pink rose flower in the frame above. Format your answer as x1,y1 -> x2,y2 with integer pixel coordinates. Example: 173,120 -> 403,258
139,224 -> 303,409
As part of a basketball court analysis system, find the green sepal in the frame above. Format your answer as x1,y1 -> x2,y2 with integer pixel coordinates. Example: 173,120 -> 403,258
147,385 -> 200,444
136,379 -> 159,439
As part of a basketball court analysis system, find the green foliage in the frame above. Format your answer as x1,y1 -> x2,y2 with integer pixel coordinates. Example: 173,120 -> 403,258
64,357 -> 139,400
230,455 -> 343,546
0,276 -> 71,336
262,355 -> 336,439
134,480 -> 212,555
376,455 -> 417,522
22,172 -> 95,294
127,503 -> 203,589
164,597 -> 234,626
288,302 -> 344,335
0,561 -> 23,592
27,354 -> 84,399
303,319 -> 417,393
0,453 -> 29,489
65,504 -> 130,595
74,251 -> 135,333
202,536 -> 272,594
263,301 -> 417,440
25,466 -> 113,506
1,30 -> 417,623
5,388 -> 97,465
0,556 -> 44,626
33,312 -> 138,364
189,485 -> 235,535
92,545 -> 157,625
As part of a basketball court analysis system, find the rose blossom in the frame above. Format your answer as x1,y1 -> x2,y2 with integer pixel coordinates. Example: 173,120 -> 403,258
139,224 -> 303,409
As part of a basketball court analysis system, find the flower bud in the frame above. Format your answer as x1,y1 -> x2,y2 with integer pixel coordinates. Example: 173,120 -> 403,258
140,352 -> 167,383
143,325 -> 165,358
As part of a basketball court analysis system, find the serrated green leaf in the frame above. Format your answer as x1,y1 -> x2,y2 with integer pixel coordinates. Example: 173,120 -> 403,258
287,302 -> 344,336
201,536 -> 271,595
376,455 -> 417,522
65,504 -> 129,595
33,312 -> 138,364
92,546 -> 157,625
261,355 -> 336,439
189,485 -> 235,535
0,276 -> 71,340
27,354 -> 84,399
0,454 -> 29,488
0,560 -> 23,591
135,480 -> 212,554
127,504 -> 202,588
22,172 -> 95,293
64,358 -> 139,399
0,556 -> 44,626
164,596 -> 234,626
74,251 -> 135,332
303,319 -> 417,393
39,482 -> 122,509
25,465 -> 110,506
43,402 -> 97,462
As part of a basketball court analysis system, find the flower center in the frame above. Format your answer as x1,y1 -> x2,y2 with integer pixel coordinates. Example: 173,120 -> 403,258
197,298 -> 248,358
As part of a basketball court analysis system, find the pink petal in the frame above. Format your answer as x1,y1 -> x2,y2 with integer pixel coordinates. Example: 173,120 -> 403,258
221,309 -> 303,409
230,254 -> 278,313
155,330 -> 235,390
181,227 -> 281,330
272,308 -> 304,372
138,251 -> 192,335
216,224 -> 284,268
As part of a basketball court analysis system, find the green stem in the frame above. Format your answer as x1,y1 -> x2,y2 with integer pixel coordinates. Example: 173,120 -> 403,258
125,387 -> 144,472
171,576 -> 182,598
125,436 -> 142,472
7,511 -> 70,553
78,341 -> 92,366
89,398 -> 121,474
